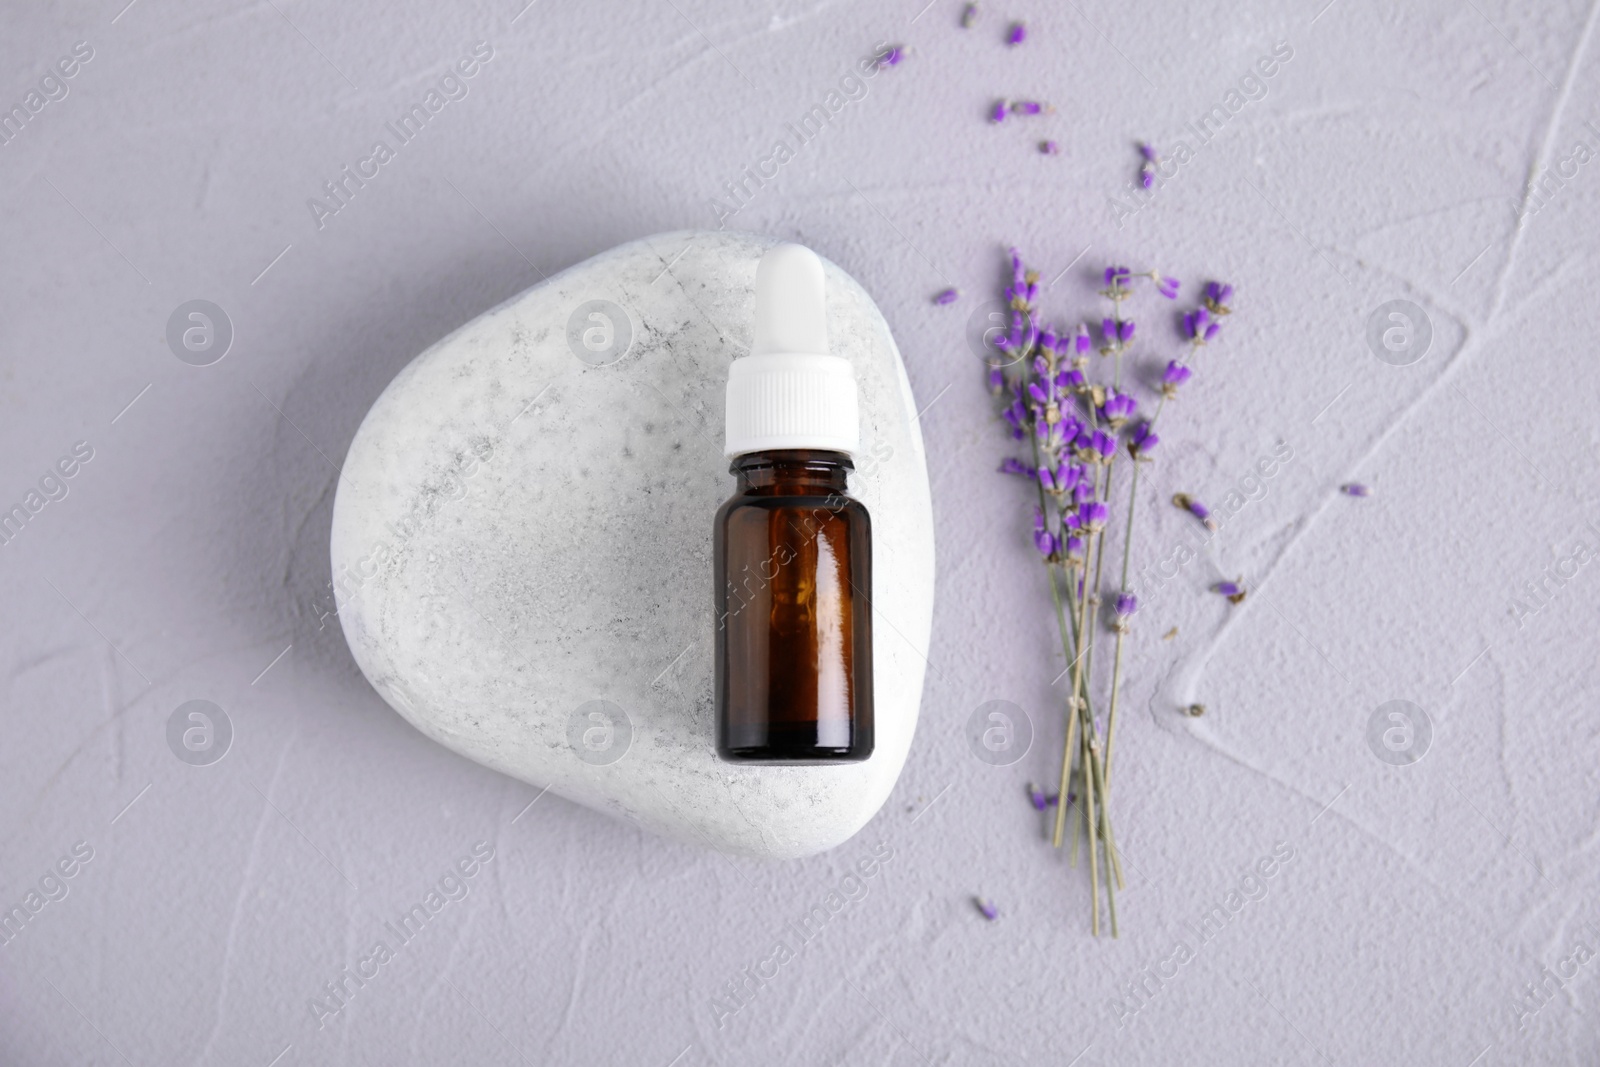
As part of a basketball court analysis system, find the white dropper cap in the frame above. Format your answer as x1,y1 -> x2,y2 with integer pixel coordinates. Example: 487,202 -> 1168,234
724,243 -> 860,458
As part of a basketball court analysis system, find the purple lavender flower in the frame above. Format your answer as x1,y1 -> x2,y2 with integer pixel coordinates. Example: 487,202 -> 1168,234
1074,323 -> 1092,356
987,363 -> 1004,394
975,897 -> 1000,921
991,100 -> 1008,123
1001,398 -> 1025,439
1204,281 -> 1234,315
1139,144 -> 1158,188
1040,139 -> 1060,155
1038,327 -> 1058,352
1101,317 -> 1134,348
1092,429 -> 1115,459
1104,266 -> 1132,290
1033,508 -> 1056,557
1114,592 -> 1138,616
1162,360 -> 1192,388
1341,483 -> 1371,497
1060,366 -> 1086,390
1172,492 -> 1216,530
1155,275 -> 1180,299
1101,390 -> 1137,424
934,287 -> 959,305
1006,22 -> 1026,45
1042,464 -> 1081,495
1182,307 -> 1220,343
1128,421 -> 1159,458
1077,500 -> 1108,529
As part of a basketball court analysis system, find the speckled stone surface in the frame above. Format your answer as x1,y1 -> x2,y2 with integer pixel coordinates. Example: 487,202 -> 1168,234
329,231 -> 934,859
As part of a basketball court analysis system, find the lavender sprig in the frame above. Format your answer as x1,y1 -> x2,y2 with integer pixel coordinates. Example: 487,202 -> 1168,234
990,249 -> 1237,937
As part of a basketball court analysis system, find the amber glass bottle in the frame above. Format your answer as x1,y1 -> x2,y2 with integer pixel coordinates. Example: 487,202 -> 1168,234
715,449 -> 873,762
715,242 -> 873,763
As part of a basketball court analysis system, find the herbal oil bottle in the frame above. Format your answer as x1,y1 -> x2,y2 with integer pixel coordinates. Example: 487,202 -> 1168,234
714,244 -> 874,763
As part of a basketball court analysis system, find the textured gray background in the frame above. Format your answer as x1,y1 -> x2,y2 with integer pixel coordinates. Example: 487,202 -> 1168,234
3,0 -> 1599,1065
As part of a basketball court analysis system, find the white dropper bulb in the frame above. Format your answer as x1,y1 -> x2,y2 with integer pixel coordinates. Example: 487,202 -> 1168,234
724,243 -> 860,458
751,244 -> 830,357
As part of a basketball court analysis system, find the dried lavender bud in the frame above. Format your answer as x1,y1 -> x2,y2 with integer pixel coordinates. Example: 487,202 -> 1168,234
1128,421 -> 1159,458
1032,508 -> 1056,557
877,45 -> 905,68
1006,22 -> 1026,44
1171,492 -> 1216,530
1162,627 -> 1179,640
975,897 -> 1000,920
1341,483 -> 1371,497
1186,703 -> 1206,717
1100,390 -> 1137,425
1026,783 -> 1061,810
990,100 -> 1008,123
934,287 -> 959,305
1213,580 -> 1246,603
1162,360 -> 1192,388
1155,275 -> 1180,299
1009,100 -> 1051,116
1074,323 -> 1092,355
1040,139 -> 1060,155
1204,281 -> 1234,315
961,2 -> 978,27
999,457 -> 1034,477
1139,143 -> 1158,162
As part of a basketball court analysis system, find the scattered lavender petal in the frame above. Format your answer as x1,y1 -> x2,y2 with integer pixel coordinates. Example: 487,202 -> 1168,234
877,45 -> 905,68
1040,139 -> 1060,155
1006,22 -> 1026,44
934,287 -> 960,305
961,2 -> 977,27
990,100 -> 1008,123
1341,483 -> 1371,497
975,897 -> 1000,921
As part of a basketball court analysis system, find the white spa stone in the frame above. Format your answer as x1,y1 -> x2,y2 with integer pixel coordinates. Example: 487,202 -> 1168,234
330,231 -> 934,859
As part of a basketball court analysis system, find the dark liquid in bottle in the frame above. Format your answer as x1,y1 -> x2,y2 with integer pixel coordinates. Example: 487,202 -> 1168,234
714,450 -> 873,763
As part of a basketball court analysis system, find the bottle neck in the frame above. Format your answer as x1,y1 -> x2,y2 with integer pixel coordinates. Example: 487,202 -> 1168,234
730,449 -> 853,494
